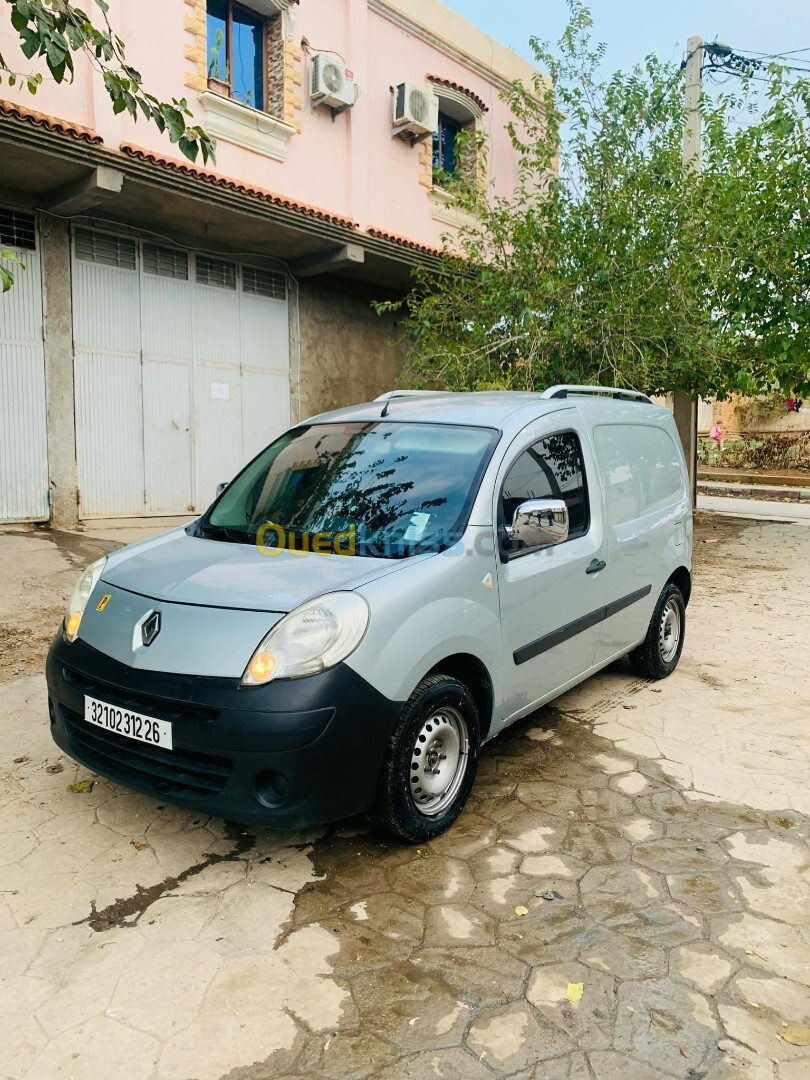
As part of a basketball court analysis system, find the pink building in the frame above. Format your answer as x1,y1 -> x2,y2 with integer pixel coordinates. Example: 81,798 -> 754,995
0,0 -> 542,525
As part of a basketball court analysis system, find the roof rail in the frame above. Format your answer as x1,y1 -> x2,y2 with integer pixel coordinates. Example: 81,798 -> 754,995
373,390 -> 455,402
541,384 -> 653,404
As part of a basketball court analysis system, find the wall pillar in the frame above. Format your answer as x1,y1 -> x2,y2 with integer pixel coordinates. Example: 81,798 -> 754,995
40,216 -> 79,528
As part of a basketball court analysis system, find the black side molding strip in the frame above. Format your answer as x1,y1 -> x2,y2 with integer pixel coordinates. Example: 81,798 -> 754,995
514,584 -> 652,666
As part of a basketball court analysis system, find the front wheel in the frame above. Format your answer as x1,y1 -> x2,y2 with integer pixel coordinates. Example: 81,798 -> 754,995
372,674 -> 480,843
628,582 -> 686,679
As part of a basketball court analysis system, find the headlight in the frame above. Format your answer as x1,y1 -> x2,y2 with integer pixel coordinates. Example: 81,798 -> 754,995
64,557 -> 107,643
242,592 -> 369,686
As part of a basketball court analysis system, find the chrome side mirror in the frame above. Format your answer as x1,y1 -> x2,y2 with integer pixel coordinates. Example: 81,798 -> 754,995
508,498 -> 569,550
215,482 -> 228,497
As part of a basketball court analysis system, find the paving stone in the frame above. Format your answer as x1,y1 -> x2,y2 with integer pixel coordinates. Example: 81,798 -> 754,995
466,1000 -> 572,1071
319,1032 -> 398,1079
592,898 -> 703,948
578,787 -> 637,819
580,864 -> 665,916
587,1049 -> 677,1079
620,817 -> 664,842
723,830 -> 807,870
562,821 -> 631,865
468,844 -> 523,881
427,814 -> 497,859
579,928 -> 668,981
499,813 -> 568,855
529,1052 -> 591,1078
671,942 -> 736,993
514,781 -> 581,816
412,946 -> 528,1006
354,970 -> 471,1056
667,871 -> 741,913
633,837 -> 729,875
613,977 -> 719,1073
0,1014 -> 45,1078
26,1016 -> 160,1080
718,1004 -> 810,1067
376,1046 -> 494,1079
526,961 -> 615,1049
715,912 -> 810,986
727,970 -> 810,1021
389,857 -> 474,906
423,903 -> 495,946
734,867 -> 810,924
108,940 -> 221,1040
520,853 -> 586,882
341,892 -> 426,946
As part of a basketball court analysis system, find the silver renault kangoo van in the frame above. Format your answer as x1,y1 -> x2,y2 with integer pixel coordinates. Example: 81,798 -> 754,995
47,386 -> 692,841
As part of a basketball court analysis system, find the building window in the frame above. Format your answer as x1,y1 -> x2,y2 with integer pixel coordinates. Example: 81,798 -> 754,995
432,112 -> 464,186
207,0 -> 269,110
196,255 -> 237,290
0,207 -> 36,250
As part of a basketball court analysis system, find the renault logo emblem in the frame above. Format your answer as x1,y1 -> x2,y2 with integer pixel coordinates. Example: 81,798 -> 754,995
140,610 -> 161,647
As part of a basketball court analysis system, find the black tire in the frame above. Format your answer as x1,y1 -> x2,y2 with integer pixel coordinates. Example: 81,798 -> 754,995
628,582 -> 686,679
372,674 -> 480,843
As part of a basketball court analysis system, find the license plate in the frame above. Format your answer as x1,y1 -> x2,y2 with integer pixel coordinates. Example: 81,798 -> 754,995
84,695 -> 173,750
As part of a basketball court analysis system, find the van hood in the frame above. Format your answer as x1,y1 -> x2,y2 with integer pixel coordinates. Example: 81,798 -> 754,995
101,528 -> 409,612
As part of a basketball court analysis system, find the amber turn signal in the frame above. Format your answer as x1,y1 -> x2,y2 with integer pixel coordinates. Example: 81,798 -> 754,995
65,611 -> 82,642
248,651 -> 277,684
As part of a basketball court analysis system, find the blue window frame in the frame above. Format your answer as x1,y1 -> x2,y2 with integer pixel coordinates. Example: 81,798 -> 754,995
432,112 -> 463,182
206,0 -> 266,111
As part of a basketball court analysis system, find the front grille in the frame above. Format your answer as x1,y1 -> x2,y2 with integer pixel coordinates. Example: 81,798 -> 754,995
61,707 -> 232,799
62,667 -> 218,727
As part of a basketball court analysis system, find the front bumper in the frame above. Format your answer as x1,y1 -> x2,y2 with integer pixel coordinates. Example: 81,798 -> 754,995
46,632 -> 402,828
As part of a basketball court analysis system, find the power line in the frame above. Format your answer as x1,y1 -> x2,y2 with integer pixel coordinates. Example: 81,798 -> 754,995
734,46 -> 810,60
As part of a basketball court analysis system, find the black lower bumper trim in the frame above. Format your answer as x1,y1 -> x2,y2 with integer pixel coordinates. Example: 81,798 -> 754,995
46,633 -> 402,829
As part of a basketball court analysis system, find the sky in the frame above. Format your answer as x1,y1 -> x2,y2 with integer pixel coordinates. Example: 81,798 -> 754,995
440,0 -> 810,77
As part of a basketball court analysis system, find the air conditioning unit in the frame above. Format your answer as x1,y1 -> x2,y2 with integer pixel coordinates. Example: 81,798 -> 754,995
393,82 -> 439,138
311,54 -> 356,110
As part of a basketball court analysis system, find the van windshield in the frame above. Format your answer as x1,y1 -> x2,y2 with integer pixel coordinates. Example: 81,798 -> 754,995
199,421 -> 500,558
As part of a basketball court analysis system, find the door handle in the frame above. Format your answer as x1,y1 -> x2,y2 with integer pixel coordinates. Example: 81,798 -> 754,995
586,559 -> 606,575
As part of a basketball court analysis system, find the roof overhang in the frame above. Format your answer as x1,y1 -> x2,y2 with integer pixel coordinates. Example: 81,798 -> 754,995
0,108 -> 443,291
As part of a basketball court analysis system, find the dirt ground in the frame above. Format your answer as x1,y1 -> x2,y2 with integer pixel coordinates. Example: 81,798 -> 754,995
0,512 -> 808,1080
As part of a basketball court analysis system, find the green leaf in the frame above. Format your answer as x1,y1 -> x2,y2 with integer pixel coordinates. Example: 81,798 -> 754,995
19,27 -> 40,60
178,135 -> 198,163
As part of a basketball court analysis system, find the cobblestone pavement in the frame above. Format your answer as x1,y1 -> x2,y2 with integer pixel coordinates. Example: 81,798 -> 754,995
0,515 -> 808,1080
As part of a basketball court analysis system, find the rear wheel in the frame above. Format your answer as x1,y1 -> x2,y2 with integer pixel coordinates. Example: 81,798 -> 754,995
628,583 -> 685,679
372,674 -> 479,843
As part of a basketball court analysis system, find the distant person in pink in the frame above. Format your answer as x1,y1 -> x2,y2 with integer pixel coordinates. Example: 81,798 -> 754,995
710,421 -> 724,456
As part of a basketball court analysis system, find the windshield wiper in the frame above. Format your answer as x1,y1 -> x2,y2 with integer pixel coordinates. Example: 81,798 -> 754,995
200,523 -> 251,544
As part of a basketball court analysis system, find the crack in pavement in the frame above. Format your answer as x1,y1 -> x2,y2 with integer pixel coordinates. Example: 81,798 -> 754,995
74,822 -> 256,932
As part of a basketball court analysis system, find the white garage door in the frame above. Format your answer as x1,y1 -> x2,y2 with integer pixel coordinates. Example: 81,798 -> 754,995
72,227 -> 290,518
0,209 -> 49,523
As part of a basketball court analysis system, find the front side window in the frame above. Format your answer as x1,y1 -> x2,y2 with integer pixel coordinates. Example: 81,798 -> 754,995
499,432 -> 590,545
207,0 -> 266,110
200,422 -> 500,558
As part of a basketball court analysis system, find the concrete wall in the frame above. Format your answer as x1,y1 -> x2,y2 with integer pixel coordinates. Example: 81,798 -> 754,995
709,396 -> 810,437
295,276 -> 408,421
40,218 -> 79,528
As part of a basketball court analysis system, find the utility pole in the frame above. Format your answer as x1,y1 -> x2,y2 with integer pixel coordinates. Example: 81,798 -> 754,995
673,35 -> 703,506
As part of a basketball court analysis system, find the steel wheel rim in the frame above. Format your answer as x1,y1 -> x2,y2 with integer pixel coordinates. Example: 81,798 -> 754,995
409,706 -> 469,817
659,598 -> 681,663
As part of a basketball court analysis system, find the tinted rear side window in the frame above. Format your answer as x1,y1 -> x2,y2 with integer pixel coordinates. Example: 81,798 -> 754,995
500,431 -> 589,539
594,424 -> 685,526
